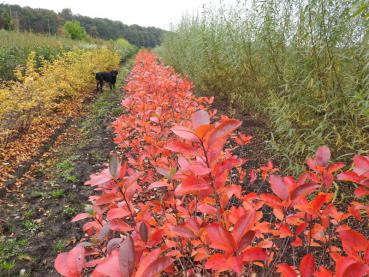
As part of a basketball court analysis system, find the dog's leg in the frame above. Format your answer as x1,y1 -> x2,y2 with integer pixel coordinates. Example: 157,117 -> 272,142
100,81 -> 103,92
109,83 -> 113,90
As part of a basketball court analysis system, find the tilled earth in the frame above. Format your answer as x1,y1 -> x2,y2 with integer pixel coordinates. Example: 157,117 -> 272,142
0,70 -> 127,276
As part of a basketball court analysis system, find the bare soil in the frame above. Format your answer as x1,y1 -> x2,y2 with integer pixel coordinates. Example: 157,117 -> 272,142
0,68 -> 127,276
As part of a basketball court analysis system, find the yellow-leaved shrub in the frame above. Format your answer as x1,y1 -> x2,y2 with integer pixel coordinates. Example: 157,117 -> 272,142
0,47 -> 120,146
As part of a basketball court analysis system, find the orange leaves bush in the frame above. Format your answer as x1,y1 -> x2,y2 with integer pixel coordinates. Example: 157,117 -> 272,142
55,51 -> 369,277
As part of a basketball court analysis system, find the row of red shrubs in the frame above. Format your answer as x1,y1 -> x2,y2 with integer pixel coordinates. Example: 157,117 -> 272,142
55,51 -> 369,277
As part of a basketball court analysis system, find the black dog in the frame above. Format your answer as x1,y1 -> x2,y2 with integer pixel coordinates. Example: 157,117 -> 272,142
95,70 -> 118,92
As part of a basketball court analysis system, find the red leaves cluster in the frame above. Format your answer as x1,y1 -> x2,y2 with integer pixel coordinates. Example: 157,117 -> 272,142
54,52 -> 369,277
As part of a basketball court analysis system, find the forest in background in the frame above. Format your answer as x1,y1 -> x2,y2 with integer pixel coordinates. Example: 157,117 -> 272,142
0,4 -> 165,48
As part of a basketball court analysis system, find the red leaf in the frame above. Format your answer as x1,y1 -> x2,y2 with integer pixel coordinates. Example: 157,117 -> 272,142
175,176 -> 210,196
206,223 -> 235,254
140,257 -> 173,277
95,193 -> 118,205
316,146 -> 331,166
339,229 -> 369,255
208,119 -> 242,146
259,193 -> 283,208
353,155 -> 369,176
311,194 -> 327,212
107,238 -> 123,255
276,264 -> 297,277
337,171 -> 362,183
236,231 -> 256,253
300,254 -> 315,277
119,236 -> 135,277
269,175 -> 289,200
205,253 -> 227,271
280,223 -> 293,238
336,256 -> 369,277
94,252 -> 123,277
250,169 -> 257,184
192,110 -> 210,129
165,141 -> 196,155
170,224 -> 196,238
135,249 -> 161,277
107,208 -> 131,221
109,219 -> 133,232
195,124 -> 214,139
147,181 -> 170,190
314,266 -> 334,277
189,161 -> 211,176
67,246 -> 85,277
296,223 -> 307,236
226,256 -> 244,273
242,247 -> 267,262
171,126 -> 199,142
322,171 -> 334,189
85,169 -> 112,186
155,167 -> 170,178
290,182 -> 319,203
71,213 -> 92,222
139,222 -> 149,242
327,162 -> 345,173
354,187 -> 369,197
232,209 -> 256,244
55,252 -> 69,277
197,204 -> 217,215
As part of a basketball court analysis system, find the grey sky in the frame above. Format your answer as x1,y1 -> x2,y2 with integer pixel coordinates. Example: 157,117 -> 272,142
1,0 -> 225,30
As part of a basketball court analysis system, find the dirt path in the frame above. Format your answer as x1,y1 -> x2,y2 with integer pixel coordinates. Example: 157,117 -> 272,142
0,64 -> 131,277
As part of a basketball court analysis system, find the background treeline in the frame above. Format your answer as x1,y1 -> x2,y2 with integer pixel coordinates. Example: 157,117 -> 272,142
158,0 -> 369,172
0,4 -> 165,47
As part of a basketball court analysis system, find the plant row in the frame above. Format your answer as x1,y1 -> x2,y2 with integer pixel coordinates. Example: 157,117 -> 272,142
0,30 -> 136,81
0,30 -> 84,80
0,47 -> 120,148
55,51 -> 369,277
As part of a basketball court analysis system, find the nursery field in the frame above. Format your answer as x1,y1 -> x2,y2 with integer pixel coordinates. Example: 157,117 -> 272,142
47,52 -> 369,276
0,47 -> 368,276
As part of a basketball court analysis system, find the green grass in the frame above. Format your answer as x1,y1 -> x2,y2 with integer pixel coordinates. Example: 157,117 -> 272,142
21,220 -> 41,234
0,237 -> 29,272
23,209 -> 35,219
29,191 -> 47,199
63,206 -> 77,217
158,0 -> 369,172
50,189 -> 65,199
56,158 -> 77,182
52,240 -> 66,255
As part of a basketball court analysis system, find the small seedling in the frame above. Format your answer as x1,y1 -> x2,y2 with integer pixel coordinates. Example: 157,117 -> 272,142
52,240 -> 66,254
63,206 -> 77,217
29,191 -> 47,199
50,189 -> 65,199
21,220 -> 40,233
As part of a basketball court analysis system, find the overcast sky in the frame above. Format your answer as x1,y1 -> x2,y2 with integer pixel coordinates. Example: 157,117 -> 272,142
1,0 -> 229,30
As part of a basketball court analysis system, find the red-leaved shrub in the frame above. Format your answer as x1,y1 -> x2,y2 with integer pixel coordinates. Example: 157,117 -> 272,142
55,51 -> 369,277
